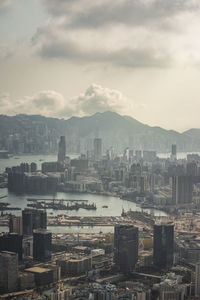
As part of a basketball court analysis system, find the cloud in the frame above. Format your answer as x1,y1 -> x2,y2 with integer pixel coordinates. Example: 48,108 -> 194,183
32,18 -> 172,68
0,84 -> 139,118
0,90 -> 74,118
72,84 -> 134,115
43,0 -> 200,28
31,0 -> 200,68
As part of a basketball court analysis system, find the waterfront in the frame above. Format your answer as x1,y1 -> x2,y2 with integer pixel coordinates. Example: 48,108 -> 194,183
0,188 -> 167,218
0,152 -> 198,173
0,188 -> 167,234
0,153 -> 171,234
0,154 -> 57,173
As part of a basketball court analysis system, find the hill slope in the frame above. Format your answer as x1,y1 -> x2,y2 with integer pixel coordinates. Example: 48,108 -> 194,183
0,112 -> 199,153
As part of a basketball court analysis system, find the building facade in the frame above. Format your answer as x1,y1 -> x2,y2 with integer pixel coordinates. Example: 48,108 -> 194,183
114,225 -> 138,273
22,208 -> 47,235
0,251 -> 18,293
33,229 -> 52,261
153,223 -> 174,268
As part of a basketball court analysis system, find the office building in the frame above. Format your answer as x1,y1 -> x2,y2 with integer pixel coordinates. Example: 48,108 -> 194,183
171,144 -> 177,161
0,251 -> 18,293
94,138 -> 102,160
123,147 -> 130,162
33,229 -> 52,261
71,159 -> 88,172
135,150 -> 142,162
172,175 -> 193,204
186,162 -> 197,176
42,161 -> 64,173
143,151 -> 156,162
114,225 -> 138,273
22,208 -> 47,235
153,222 -> 174,268
0,233 -> 23,260
30,162 -> 37,172
58,136 -> 66,163
9,215 -> 23,235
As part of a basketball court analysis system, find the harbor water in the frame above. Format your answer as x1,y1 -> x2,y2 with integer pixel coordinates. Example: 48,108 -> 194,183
0,153 -> 177,233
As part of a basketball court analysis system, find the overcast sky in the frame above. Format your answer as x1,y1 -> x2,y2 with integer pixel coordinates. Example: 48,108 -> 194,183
1,0 -> 200,131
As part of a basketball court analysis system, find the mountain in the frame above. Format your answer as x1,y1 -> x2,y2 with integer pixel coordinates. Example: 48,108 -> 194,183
0,111 -> 200,153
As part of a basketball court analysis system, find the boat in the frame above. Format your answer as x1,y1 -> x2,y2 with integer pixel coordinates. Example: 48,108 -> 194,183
102,205 -> 108,208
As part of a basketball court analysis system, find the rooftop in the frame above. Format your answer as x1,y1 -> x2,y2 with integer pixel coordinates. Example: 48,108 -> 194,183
25,267 -> 51,274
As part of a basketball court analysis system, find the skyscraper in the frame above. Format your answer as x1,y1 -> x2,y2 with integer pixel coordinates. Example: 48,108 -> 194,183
153,222 -> 174,268
33,229 -> 52,261
57,136 -> 66,163
0,251 -> 18,293
172,175 -> 193,204
94,138 -> 102,161
0,233 -> 23,261
114,225 -> 138,274
171,144 -> 177,161
186,162 -> 197,176
9,215 -> 23,235
22,208 -> 47,236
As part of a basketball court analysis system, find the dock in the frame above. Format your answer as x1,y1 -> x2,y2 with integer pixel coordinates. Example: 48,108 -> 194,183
27,198 -> 88,202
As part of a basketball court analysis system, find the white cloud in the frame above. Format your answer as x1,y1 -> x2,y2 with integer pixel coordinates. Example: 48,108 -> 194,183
0,90 -> 74,117
72,83 -> 134,115
0,84 -> 139,118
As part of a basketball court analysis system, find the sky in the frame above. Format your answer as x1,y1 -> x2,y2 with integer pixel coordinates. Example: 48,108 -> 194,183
1,0 -> 200,132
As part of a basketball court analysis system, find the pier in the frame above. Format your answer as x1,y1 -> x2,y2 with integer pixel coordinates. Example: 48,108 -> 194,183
27,198 -> 88,202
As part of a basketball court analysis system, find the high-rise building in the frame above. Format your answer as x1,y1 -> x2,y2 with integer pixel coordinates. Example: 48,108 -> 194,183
114,225 -> 138,273
0,233 -> 23,260
135,150 -> 142,162
22,208 -> 47,236
171,144 -> 177,161
195,263 -> 200,297
94,138 -> 102,161
58,136 -> 66,163
123,147 -> 130,162
186,162 -> 197,176
33,229 -> 52,261
30,162 -> 37,172
143,151 -> 156,162
153,222 -> 174,268
9,215 -> 23,235
0,251 -> 18,293
172,175 -> 193,204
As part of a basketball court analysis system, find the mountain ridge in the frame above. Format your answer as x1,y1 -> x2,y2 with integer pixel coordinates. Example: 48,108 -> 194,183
0,111 -> 199,153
